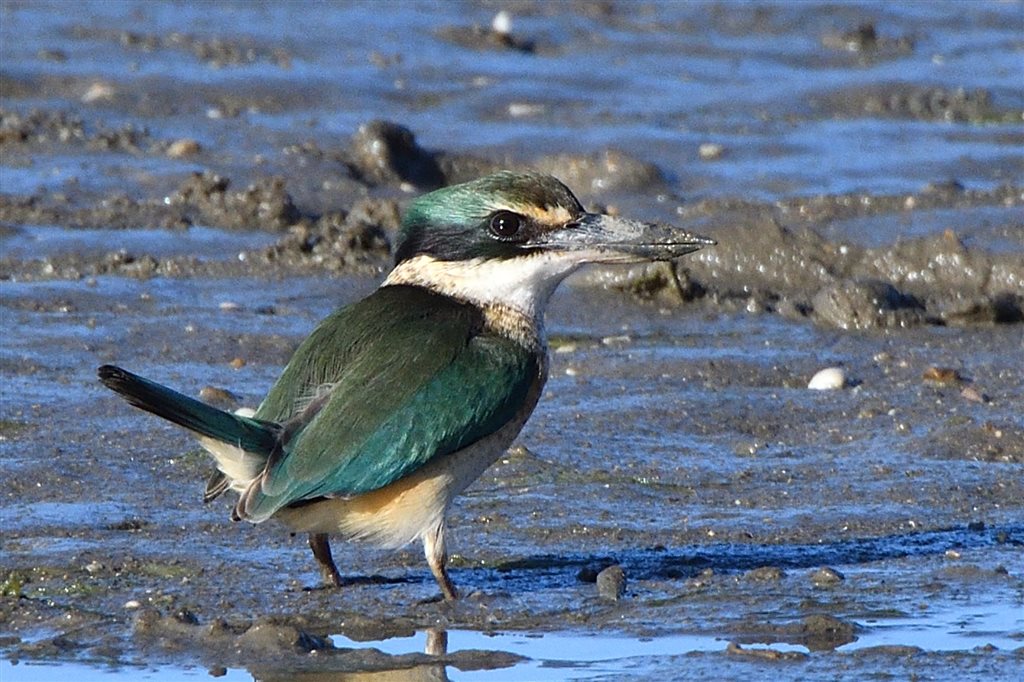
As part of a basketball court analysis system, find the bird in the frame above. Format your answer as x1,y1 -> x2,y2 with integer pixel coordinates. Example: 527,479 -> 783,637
98,171 -> 714,600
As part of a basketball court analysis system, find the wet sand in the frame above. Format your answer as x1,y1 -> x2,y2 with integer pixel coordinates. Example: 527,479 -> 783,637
2,2 -> 1022,680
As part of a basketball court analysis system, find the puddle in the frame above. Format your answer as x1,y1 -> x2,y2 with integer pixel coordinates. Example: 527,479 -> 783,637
0,660 -> 248,681
327,611 -> 1024,677
6,603 -> 1017,682
334,630 -> 817,680
843,601 -> 1024,652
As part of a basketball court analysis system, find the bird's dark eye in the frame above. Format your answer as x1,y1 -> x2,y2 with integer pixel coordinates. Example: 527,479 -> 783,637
489,211 -> 524,240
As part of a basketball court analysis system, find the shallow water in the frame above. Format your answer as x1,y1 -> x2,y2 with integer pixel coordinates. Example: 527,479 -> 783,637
5,598 -> 1022,682
0,225 -> 276,260
3,1 -> 1022,205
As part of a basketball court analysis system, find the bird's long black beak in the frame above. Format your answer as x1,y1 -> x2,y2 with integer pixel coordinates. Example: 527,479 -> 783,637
529,212 -> 715,263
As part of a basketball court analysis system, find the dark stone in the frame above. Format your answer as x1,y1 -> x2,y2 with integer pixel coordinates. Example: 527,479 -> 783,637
236,619 -> 332,654
800,614 -> 858,651
745,566 -> 785,582
596,564 -> 627,601
810,567 -> 845,585
349,120 -> 444,190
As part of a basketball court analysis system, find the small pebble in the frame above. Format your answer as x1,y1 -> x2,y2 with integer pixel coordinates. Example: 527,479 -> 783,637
982,422 -> 1003,438
727,642 -> 808,661
173,608 -> 199,625
960,386 -> 989,404
922,366 -> 962,385
199,386 -> 241,409
686,568 -> 715,589
698,142 -> 724,160
746,565 -> 784,581
942,228 -> 962,246
808,367 -> 846,390
945,549 -> 962,560
810,566 -> 845,585
166,138 -> 202,158
81,81 -> 115,102
229,357 -> 246,369
491,10 -> 512,36
507,102 -> 545,118
733,441 -> 763,456
218,301 -> 241,312
601,334 -> 631,346
37,48 -> 68,62
124,600 -> 141,609
596,564 -> 627,601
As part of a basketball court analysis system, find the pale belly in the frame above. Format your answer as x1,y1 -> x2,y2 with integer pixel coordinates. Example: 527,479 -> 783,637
272,418 -> 522,549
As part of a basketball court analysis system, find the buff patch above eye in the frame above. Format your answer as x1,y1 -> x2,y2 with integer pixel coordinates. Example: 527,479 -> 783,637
511,203 -> 578,226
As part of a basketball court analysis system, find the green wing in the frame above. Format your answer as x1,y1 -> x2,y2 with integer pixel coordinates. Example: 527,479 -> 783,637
241,285 -> 540,522
255,285 -> 477,426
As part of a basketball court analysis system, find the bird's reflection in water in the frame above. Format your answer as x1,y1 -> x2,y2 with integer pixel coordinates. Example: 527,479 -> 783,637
424,629 -> 448,657
253,629 -> 450,682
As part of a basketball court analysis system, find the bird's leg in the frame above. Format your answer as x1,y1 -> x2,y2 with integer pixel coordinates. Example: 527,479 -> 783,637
423,521 -> 458,600
308,532 -> 344,588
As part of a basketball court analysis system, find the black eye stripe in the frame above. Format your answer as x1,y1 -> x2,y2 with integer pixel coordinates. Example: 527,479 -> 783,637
488,211 -> 525,240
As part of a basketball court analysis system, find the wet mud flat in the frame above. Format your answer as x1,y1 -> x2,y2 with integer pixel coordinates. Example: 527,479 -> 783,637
2,1 -> 1024,679
2,278 -> 1023,680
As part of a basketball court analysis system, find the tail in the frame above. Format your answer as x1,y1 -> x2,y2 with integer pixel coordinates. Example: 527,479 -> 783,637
97,365 -> 281,455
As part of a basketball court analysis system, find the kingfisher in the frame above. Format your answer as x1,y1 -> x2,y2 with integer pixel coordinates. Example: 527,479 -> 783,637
98,171 -> 713,600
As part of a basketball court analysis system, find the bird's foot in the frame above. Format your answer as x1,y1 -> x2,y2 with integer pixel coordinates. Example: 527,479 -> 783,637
308,532 -> 345,589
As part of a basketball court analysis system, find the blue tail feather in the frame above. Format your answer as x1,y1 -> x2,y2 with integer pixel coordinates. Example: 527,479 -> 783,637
97,364 -> 280,455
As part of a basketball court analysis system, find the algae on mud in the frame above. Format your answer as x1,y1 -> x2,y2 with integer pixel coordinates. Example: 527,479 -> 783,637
2,1 -> 1023,680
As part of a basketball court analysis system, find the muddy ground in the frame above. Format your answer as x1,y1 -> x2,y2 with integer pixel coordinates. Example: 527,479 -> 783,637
2,2 -> 1023,680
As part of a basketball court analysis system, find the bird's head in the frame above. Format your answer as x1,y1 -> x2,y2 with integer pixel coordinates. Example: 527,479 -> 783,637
385,171 -> 714,318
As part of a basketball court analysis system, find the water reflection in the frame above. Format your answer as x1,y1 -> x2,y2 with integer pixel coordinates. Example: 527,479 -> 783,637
253,629 -> 451,682
254,665 -> 449,682
424,629 -> 448,657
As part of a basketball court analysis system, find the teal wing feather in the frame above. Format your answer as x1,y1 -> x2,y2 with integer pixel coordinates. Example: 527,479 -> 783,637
254,285 -> 471,426
240,285 -> 540,522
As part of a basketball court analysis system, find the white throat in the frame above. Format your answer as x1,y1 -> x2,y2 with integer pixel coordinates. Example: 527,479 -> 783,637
383,253 -> 582,323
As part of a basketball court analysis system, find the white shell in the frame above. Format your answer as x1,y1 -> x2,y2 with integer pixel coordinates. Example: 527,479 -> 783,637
808,367 -> 846,390
492,10 -> 512,35
699,142 -> 724,160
